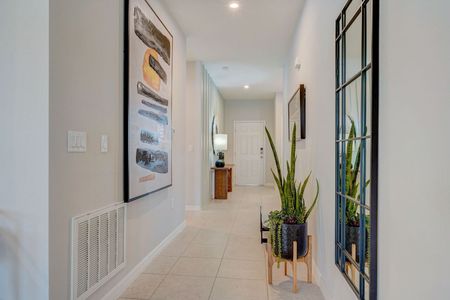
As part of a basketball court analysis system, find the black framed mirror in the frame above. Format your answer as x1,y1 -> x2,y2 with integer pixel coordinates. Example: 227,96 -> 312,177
335,0 -> 379,299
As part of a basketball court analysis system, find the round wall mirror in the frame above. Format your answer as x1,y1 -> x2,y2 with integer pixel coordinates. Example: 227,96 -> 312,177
211,115 -> 218,155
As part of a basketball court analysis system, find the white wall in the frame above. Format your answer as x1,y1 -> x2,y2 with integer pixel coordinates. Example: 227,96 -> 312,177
274,92 -> 284,172
378,1 -> 450,299
49,0 -> 187,299
0,0 -> 49,299
224,99 -> 275,185
284,1 -> 351,298
186,62 -> 225,207
207,72 -> 225,168
185,62 -> 203,208
285,0 -> 450,299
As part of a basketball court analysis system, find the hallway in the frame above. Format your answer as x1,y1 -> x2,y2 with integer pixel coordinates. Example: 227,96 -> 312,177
120,186 -> 324,300
2,0 -> 450,299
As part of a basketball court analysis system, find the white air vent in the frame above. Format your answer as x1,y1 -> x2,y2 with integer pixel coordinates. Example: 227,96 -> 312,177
71,203 -> 126,300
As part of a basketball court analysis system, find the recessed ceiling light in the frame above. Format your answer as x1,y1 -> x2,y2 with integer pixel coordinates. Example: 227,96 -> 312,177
229,2 -> 240,9
244,85 -> 250,89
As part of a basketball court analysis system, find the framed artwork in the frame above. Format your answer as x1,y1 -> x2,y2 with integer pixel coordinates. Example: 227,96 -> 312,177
125,0 -> 173,202
288,84 -> 306,141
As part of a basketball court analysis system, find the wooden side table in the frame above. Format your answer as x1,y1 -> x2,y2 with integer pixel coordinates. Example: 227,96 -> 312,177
211,167 -> 228,199
225,164 -> 234,192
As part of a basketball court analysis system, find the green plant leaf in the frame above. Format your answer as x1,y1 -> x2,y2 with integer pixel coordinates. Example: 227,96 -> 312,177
271,169 -> 284,203
304,179 -> 320,222
299,171 -> 312,200
345,118 -> 355,194
265,121 -> 320,226
265,126 -> 283,188
350,140 -> 361,196
290,123 -> 296,178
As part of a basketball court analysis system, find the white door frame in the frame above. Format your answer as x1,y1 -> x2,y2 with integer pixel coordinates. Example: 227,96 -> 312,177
233,120 -> 266,186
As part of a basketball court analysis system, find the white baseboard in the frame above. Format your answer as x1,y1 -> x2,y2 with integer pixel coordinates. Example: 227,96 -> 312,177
313,259 -> 331,300
185,205 -> 201,211
101,221 -> 186,300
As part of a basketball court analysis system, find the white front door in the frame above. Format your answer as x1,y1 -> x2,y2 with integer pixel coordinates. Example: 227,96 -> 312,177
234,121 -> 265,186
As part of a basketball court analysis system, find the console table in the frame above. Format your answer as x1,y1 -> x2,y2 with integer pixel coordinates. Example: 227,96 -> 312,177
211,165 -> 234,199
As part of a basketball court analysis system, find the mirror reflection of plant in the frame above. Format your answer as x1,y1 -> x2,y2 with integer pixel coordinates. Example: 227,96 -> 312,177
340,117 -> 373,265
265,123 -> 319,261
344,117 -> 370,227
366,215 -> 371,264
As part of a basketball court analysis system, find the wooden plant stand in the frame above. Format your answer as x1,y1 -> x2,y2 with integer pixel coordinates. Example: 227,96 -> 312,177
266,235 -> 313,293
345,243 -> 357,284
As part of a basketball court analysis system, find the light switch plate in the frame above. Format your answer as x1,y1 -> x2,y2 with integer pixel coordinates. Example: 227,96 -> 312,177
68,131 -> 87,153
101,135 -> 108,153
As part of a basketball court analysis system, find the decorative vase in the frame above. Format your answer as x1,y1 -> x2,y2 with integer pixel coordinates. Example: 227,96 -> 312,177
215,152 -> 225,167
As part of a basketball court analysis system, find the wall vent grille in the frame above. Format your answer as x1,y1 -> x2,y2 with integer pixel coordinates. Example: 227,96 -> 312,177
71,203 -> 126,300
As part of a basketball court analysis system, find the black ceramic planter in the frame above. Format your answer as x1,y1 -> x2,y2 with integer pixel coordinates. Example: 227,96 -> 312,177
273,223 -> 308,260
345,225 -> 360,250
345,225 -> 369,262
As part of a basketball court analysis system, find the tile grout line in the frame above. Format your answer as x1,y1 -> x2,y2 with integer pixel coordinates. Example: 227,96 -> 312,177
146,227 -> 201,299
207,208 -> 235,300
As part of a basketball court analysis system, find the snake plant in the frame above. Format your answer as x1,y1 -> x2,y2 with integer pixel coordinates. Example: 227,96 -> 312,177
265,123 -> 319,259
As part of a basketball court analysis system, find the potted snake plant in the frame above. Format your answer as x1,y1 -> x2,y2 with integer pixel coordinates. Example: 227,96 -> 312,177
265,123 -> 319,260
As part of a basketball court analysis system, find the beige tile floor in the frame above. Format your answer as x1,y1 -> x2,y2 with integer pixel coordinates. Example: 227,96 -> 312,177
119,186 -> 325,300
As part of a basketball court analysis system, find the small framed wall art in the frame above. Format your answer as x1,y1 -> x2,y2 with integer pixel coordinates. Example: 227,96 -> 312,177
288,84 -> 306,141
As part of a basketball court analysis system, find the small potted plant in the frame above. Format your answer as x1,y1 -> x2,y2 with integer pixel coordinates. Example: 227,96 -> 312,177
265,123 -> 319,261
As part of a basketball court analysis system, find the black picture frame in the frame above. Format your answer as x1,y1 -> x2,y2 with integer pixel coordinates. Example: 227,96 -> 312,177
124,0 -> 174,203
288,84 -> 306,141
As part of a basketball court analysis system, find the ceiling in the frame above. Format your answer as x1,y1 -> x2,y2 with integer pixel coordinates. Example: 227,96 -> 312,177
161,0 -> 305,100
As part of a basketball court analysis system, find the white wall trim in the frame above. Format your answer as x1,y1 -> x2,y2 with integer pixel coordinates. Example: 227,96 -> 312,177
185,205 -> 201,211
313,259 -> 331,300
101,221 -> 186,300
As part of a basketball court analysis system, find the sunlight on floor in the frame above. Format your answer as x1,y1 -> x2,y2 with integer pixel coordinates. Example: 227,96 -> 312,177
119,186 -> 325,300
